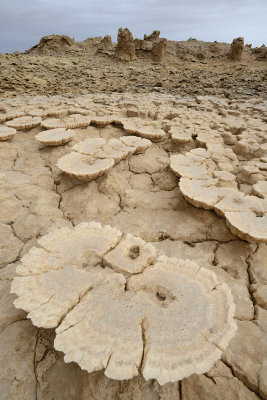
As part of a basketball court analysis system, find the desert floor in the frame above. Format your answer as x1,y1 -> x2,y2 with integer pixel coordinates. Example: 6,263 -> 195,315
0,43 -> 266,400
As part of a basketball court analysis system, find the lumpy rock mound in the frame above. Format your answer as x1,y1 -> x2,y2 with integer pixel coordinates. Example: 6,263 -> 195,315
26,35 -> 76,55
11,222 -> 237,385
230,37 -> 244,61
115,28 -> 136,61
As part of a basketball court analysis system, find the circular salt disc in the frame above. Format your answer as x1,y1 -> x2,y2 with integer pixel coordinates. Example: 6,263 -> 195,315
11,222 -> 237,385
0,126 -> 17,141
57,152 -> 114,181
35,128 -> 75,146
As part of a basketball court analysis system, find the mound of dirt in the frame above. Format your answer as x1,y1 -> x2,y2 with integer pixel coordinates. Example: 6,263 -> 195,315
26,35 -> 77,55
253,45 -> 267,60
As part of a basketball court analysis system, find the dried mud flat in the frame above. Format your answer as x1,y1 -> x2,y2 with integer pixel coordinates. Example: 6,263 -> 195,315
0,88 -> 266,398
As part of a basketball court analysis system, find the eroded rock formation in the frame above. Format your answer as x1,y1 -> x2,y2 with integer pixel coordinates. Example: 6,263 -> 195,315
26,35 -> 75,55
152,38 -> 167,62
97,35 -> 114,54
115,28 -> 136,61
230,37 -> 244,60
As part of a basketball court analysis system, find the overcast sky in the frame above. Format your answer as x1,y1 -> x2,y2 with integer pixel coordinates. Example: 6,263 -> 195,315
0,0 -> 266,53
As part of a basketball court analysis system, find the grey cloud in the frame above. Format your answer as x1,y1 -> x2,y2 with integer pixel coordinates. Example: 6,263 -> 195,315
0,0 -> 266,53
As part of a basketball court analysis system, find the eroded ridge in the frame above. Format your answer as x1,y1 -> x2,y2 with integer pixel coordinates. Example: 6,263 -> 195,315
11,221 -> 237,385
170,144 -> 267,243
57,136 -> 152,181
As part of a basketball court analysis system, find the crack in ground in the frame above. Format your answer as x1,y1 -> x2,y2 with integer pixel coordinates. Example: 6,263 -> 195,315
56,183 -> 74,227
0,318 -> 28,334
139,318 -> 147,373
220,359 -> 264,400
178,381 -> 182,400
33,329 -> 40,400
203,373 -> 217,384
245,244 -> 259,321
39,151 -> 75,227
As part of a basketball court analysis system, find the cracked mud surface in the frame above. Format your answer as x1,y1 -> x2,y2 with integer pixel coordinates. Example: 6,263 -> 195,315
0,92 -> 266,399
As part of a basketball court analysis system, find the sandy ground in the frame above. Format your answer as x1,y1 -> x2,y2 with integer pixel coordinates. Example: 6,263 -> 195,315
0,36 -> 266,400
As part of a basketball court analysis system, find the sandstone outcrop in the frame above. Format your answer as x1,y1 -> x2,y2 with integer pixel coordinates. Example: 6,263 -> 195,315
100,35 -> 113,50
152,38 -> 167,62
115,28 -> 136,61
144,30 -> 161,41
253,45 -> 267,60
230,37 -> 244,60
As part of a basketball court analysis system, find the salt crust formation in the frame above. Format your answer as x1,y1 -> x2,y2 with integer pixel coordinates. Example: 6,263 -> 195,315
0,126 -> 16,141
170,146 -> 267,242
57,136 -> 151,180
6,116 -> 42,130
0,93 -> 266,399
40,114 -> 166,141
35,128 -> 75,146
11,222 -> 237,385
41,114 -> 91,130
122,118 -> 166,140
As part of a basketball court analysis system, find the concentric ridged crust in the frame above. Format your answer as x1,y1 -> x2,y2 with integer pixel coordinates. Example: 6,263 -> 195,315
225,211 -> 267,242
170,147 -> 267,242
41,115 -> 91,129
35,128 -> 75,146
0,126 -> 17,140
135,126 -> 165,140
120,136 -> 152,153
56,152 -> 115,180
6,116 -> 42,130
11,222 -> 237,385
73,138 -> 106,155
57,136 -> 152,181
122,118 -> 166,141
